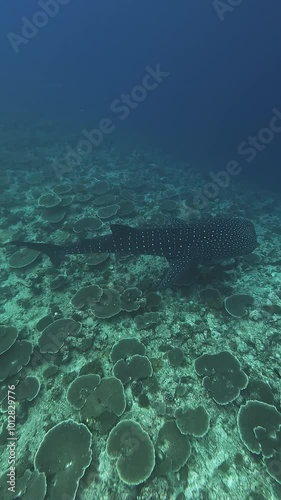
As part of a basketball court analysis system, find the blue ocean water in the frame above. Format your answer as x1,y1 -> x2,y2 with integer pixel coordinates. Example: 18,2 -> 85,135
0,1 -> 281,499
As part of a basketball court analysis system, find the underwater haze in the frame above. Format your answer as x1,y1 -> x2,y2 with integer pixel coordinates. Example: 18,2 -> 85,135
0,1 -> 281,499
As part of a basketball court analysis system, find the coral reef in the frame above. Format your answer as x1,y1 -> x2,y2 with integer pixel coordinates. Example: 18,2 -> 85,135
0,124 -> 280,499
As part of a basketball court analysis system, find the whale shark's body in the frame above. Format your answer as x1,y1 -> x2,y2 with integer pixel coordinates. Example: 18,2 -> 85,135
11,217 -> 257,288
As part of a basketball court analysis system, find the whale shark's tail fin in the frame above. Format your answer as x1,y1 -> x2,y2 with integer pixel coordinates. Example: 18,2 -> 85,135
10,241 -> 66,266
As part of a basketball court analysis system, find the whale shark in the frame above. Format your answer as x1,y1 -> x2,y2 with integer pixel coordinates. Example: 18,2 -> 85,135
10,217 -> 257,288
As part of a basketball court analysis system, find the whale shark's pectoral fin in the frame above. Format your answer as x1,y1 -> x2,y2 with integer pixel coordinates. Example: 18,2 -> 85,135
157,255 -> 192,289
